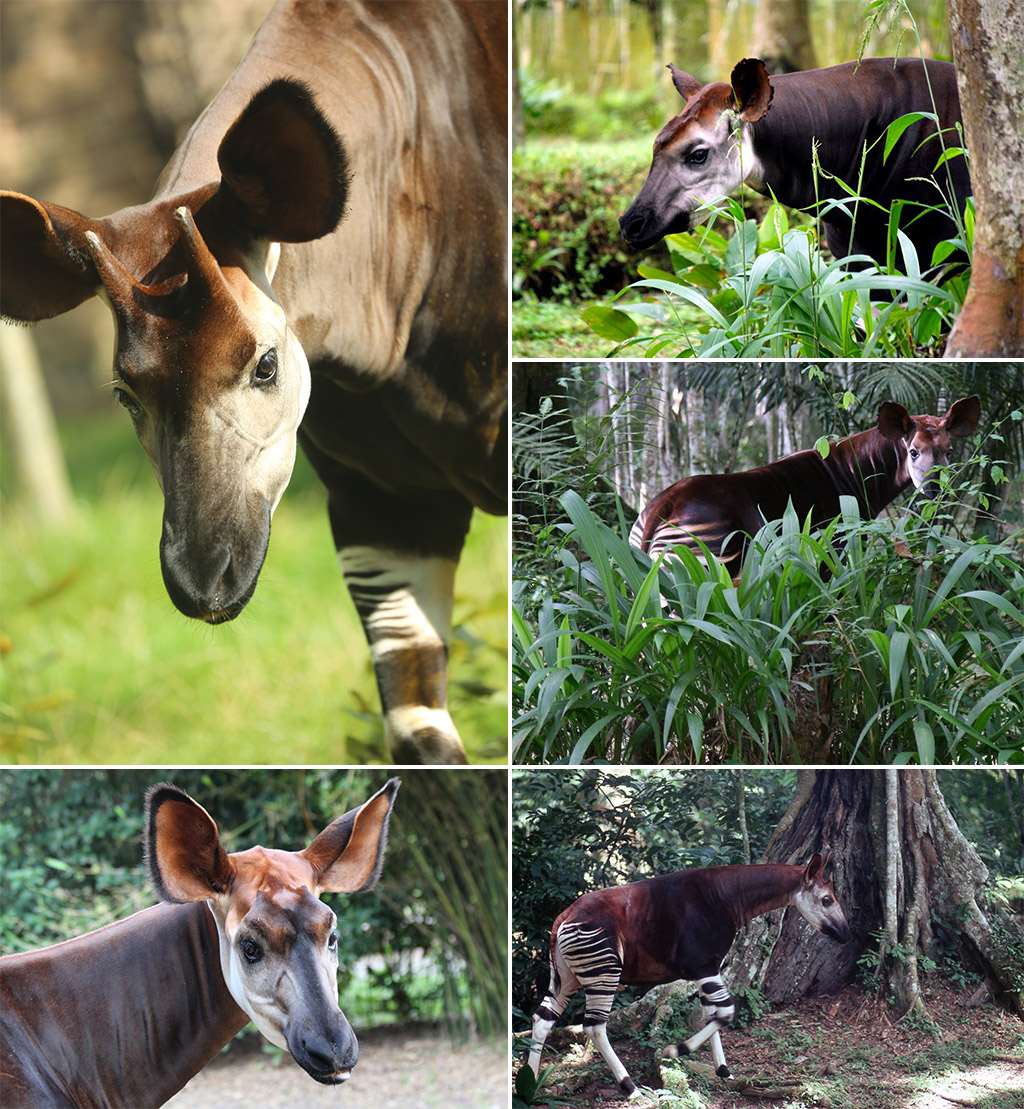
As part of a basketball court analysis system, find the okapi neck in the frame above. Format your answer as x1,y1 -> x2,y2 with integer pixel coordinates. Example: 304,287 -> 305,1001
824,428 -> 910,517
725,864 -> 807,928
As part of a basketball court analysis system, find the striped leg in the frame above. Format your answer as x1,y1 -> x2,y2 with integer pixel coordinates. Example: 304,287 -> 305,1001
304,442 -> 474,764
340,546 -> 465,763
662,974 -> 735,1079
554,921 -> 637,1096
527,945 -> 580,1077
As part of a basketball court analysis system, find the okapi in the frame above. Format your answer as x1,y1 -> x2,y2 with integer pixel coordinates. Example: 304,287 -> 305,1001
0,0 -> 507,765
0,778 -> 399,1107
527,855 -> 852,1095
630,396 -> 981,575
620,57 -> 971,275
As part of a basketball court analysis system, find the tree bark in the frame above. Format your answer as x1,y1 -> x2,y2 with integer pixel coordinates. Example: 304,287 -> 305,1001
751,0 -> 817,74
0,322 -> 75,524
727,770 -> 1021,1017
943,0 -> 1024,356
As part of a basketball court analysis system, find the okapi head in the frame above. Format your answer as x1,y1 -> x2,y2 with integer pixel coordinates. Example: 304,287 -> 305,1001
620,59 -> 771,250
877,395 -> 981,499
790,853 -> 852,944
145,778 -> 399,1085
0,80 -> 349,624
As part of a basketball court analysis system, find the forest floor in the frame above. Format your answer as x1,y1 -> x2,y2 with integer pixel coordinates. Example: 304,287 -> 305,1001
516,980 -> 1024,1109
166,1024 -> 507,1108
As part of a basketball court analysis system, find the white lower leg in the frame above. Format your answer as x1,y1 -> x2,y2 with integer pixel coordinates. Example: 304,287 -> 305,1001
709,1028 -> 729,1076
681,1018 -> 722,1054
528,1012 -> 555,1076
587,1022 -> 636,1094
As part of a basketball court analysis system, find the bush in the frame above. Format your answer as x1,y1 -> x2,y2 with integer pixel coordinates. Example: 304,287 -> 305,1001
512,142 -> 660,300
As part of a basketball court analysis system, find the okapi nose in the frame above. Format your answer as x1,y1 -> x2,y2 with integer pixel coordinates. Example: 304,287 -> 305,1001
619,209 -> 648,244
289,1019 -> 358,1084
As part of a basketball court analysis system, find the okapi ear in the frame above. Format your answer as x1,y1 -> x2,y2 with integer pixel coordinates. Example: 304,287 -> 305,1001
804,852 -> 825,882
145,783 -> 235,903
216,78 -> 350,244
667,63 -> 702,101
0,192 -> 102,322
877,400 -> 914,442
302,777 -> 401,895
945,395 -> 981,437
730,58 -> 773,122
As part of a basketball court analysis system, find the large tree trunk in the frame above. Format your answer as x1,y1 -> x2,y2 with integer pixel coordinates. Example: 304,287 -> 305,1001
751,0 -> 816,74
943,0 -> 1024,356
728,769 -> 1021,1017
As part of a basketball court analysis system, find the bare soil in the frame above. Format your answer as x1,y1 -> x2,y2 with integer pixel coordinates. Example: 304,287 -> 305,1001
166,1025 -> 508,1108
517,981 -> 1024,1109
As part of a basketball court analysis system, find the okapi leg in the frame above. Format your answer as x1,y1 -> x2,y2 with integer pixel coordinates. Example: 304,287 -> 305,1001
527,947 -> 580,1077
307,444 -> 474,764
663,974 -> 735,1078
553,921 -> 637,1095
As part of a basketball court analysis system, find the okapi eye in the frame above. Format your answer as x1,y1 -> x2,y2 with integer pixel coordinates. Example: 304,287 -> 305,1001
240,937 -> 263,964
822,896 -> 833,907
253,348 -> 278,386
328,929 -> 339,951
113,387 -> 141,418
687,147 -> 709,165
909,448 -> 920,459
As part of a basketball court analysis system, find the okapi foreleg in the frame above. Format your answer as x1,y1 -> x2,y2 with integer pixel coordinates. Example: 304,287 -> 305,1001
323,471 -> 473,765
663,974 -> 735,1078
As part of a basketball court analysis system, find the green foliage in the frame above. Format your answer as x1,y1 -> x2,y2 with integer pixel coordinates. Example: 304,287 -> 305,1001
512,484 -> 1024,765
512,142 -> 654,300
512,1062 -> 568,1108
584,192 -> 970,358
0,769 -> 508,1041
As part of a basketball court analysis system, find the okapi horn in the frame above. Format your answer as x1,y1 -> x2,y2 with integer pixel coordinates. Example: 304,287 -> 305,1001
83,230 -> 144,316
174,206 -> 234,308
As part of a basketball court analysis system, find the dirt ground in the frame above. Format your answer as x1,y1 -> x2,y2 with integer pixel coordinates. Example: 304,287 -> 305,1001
166,1025 -> 508,1109
517,981 -> 1024,1109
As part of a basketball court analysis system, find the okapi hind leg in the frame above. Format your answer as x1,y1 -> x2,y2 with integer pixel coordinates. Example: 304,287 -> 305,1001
527,955 -> 579,1078
662,974 -> 735,1079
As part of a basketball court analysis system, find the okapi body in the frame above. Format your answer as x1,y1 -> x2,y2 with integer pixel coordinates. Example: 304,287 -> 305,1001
0,779 -> 399,1108
0,0 -> 508,764
620,57 -> 971,275
527,855 -> 852,1096
630,397 -> 981,575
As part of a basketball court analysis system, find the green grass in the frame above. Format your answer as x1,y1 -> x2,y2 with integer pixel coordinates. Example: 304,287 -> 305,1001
1,414 -> 507,765
512,298 -> 615,357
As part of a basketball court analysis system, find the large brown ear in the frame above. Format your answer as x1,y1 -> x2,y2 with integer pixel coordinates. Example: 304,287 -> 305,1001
803,852 -> 825,883
730,58 -> 773,122
302,778 -> 401,894
877,400 -> 914,441
0,192 -> 102,321
216,78 -> 349,244
945,395 -> 981,437
667,63 -> 702,101
145,783 -> 235,903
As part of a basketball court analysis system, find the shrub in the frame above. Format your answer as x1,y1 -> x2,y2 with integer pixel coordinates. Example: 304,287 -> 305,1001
512,142 -> 659,300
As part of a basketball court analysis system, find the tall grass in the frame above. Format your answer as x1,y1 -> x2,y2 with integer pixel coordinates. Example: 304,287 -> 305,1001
512,490 -> 1024,765
1,419 -> 507,765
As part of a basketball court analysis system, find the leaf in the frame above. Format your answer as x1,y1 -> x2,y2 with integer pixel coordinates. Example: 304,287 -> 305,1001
580,304 -> 638,341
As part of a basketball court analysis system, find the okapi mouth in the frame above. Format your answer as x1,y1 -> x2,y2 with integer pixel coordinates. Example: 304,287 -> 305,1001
619,207 -> 693,250
307,1067 -> 352,1086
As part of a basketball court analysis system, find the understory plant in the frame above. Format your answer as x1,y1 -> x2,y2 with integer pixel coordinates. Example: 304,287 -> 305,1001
512,487 -> 1024,765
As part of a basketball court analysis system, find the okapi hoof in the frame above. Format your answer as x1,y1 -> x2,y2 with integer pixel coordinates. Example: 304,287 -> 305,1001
716,1064 -> 731,1079
620,1076 -> 637,1096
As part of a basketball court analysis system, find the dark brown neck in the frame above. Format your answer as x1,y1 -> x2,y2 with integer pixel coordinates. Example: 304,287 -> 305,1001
0,901 -> 248,1107
821,427 -> 910,518
714,864 -> 806,929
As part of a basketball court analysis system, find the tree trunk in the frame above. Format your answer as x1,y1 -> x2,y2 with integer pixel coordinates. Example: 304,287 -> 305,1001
751,0 -> 816,73
728,769 -> 1021,1017
943,0 -> 1024,356
0,322 -> 75,524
